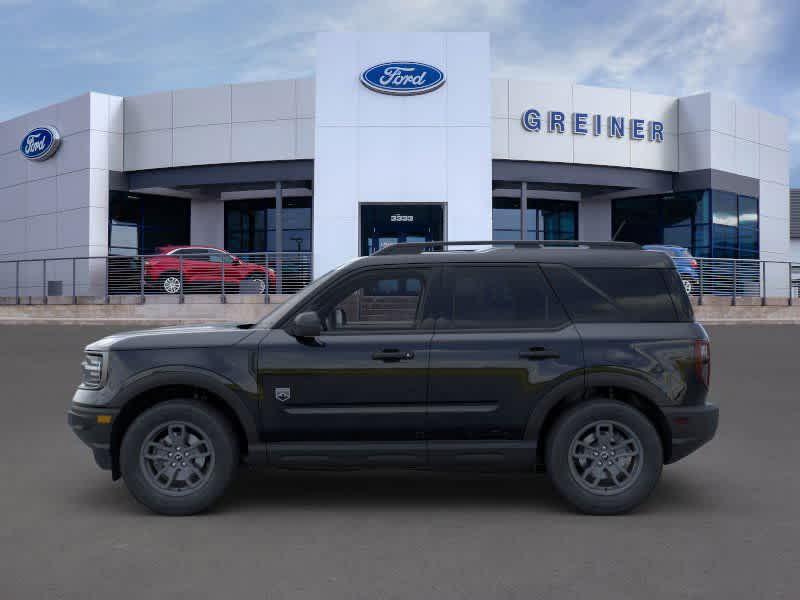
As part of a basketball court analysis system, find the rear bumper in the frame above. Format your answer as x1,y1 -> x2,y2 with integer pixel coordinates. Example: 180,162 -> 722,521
67,404 -> 119,471
663,402 -> 719,463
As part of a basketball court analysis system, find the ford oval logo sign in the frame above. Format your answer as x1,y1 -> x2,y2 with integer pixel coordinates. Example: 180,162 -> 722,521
360,62 -> 445,95
20,126 -> 61,161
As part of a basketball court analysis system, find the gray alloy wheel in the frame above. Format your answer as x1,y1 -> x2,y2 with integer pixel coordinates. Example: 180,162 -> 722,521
120,400 -> 238,515
139,421 -> 216,497
683,278 -> 693,294
567,420 -> 644,496
162,275 -> 181,294
545,399 -> 663,515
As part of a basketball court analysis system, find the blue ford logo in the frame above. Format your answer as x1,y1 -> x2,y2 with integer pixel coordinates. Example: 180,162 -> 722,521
20,126 -> 61,161
360,61 -> 445,95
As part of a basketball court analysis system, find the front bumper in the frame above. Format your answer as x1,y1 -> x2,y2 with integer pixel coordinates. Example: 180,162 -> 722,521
663,402 -> 719,463
67,404 -> 119,471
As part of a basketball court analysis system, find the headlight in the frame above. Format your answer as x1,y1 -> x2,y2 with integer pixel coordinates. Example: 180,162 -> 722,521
80,352 -> 107,389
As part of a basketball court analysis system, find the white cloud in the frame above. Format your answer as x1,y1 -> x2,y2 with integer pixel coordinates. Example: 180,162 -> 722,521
492,0 -> 779,98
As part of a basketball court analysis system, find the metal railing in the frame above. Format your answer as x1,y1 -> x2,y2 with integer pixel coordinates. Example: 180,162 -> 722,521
0,252 -> 312,304
1,251 -> 799,306
674,257 -> 797,305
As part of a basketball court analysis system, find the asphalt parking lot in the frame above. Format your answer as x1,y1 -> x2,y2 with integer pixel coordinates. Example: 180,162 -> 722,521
0,324 -> 798,599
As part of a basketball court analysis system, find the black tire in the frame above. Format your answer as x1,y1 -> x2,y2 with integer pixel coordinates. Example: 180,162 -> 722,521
243,277 -> 267,294
545,400 -> 663,515
120,400 -> 239,515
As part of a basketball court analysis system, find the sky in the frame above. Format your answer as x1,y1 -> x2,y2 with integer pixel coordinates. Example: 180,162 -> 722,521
0,0 -> 797,185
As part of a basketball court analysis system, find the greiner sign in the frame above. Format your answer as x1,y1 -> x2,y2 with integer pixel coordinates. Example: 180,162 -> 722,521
521,109 -> 664,142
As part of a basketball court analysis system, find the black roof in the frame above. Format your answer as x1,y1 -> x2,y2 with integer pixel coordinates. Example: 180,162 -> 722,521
343,241 -> 675,270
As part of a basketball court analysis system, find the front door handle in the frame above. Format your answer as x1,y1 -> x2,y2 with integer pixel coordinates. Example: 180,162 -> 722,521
519,347 -> 560,360
372,349 -> 415,362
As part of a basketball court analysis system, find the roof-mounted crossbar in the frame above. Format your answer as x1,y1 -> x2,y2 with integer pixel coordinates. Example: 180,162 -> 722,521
373,240 -> 640,256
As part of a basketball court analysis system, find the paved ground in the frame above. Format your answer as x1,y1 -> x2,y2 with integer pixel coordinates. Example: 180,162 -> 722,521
0,324 -> 798,599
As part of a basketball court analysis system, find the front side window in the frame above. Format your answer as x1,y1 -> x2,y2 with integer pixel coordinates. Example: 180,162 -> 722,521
317,269 -> 429,332
208,250 -> 235,264
442,265 -> 567,330
172,249 -> 210,261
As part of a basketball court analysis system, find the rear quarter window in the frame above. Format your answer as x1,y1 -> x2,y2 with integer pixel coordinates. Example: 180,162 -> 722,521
542,265 -> 682,323
661,268 -> 695,322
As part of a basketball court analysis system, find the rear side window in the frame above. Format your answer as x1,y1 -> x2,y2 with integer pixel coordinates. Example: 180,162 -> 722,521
442,265 -> 568,330
542,265 -> 679,323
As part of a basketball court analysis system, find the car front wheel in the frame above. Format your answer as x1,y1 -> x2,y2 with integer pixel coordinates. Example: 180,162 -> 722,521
545,400 -> 663,515
120,400 -> 239,515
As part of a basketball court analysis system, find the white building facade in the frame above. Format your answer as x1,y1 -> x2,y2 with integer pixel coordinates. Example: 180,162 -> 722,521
0,32 -> 792,292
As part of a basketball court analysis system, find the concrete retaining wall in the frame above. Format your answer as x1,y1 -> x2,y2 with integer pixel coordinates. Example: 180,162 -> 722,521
1,294 -> 800,325
0,295 -> 286,325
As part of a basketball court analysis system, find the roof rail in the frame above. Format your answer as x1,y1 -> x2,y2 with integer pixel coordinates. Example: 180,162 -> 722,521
373,240 -> 640,256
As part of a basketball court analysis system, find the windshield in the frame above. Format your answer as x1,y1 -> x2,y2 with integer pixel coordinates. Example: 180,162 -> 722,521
256,260 -> 355,328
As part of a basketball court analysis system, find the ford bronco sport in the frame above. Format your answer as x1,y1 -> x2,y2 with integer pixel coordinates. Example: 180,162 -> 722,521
68,240 -> 717,515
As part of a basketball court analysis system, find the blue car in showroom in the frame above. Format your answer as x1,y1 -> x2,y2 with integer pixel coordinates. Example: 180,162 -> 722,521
642,245 -> 699,295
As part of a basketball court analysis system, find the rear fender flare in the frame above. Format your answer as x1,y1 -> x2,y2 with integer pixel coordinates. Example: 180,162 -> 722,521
523,369 -> 670,442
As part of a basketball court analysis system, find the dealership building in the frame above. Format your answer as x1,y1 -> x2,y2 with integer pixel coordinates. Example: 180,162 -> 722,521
0,31 -> 792,292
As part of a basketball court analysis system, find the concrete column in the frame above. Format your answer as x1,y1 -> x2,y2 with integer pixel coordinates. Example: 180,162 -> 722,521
190,193 -> 224,248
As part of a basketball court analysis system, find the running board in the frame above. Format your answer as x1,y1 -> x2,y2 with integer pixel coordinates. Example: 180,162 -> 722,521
266,440 -> 537,470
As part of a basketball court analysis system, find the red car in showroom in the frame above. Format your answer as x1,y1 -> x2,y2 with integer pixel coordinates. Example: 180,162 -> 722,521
145,246 -> 276,294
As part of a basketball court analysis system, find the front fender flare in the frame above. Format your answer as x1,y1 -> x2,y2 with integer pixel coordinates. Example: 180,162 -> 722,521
112,366 -> 260,444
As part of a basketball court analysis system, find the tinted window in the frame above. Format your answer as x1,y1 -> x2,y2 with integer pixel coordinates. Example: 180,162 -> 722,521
173,249 -> 210,260
443,266 -> 567,330
208,251 -> 235,264
319,269 -> 428,331
661,269 -> 694,322
543,265 -> 678,323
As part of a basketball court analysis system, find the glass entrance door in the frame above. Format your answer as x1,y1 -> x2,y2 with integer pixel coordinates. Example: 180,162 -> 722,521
360,204 -> 444,256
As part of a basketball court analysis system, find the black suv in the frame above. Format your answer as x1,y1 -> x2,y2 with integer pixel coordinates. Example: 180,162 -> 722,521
68,241 -> 717,515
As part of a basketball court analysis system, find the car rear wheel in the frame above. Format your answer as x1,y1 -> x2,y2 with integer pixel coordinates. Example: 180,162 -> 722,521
160,273 -> 181,295
120,400 -> 239,515
545,400 -> 663,515
244,277 -> 266,294
682,278 -> 693,294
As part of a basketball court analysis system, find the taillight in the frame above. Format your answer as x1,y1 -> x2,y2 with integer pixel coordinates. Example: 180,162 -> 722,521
690,259 -> 698,268
694,339 -> 710,387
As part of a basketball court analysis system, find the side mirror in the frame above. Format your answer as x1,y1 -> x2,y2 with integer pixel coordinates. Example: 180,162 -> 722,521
291,311 -> 322,339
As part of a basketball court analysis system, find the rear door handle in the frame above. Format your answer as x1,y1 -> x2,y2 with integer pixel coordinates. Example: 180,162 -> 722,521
519,347 -> 560,360
372,349 -> 415,362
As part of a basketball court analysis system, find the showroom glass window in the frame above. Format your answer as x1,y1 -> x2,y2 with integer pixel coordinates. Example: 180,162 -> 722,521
612,190 -> 758,259
108,191 -> 190,255
281,182 -> 312,252
491,182 -> 578,241
491,182 -> 522,240
224,181 -> 312,254
526,199 -> 578,240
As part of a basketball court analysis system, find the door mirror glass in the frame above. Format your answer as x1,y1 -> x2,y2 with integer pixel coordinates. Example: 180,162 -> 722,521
291,311 -> 322,338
